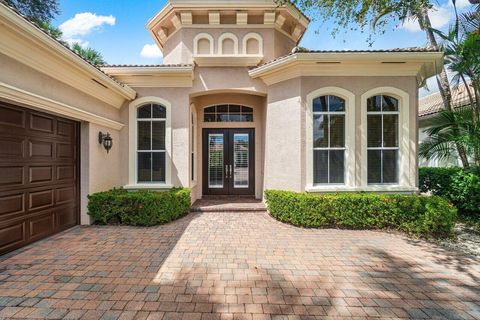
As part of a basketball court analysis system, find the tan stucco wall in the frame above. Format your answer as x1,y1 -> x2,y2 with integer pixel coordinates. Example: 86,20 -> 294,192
120,87 -> 192,189
163,28 -> 295,65
191,67 -> 267,95
264,76 -> 419,193
263,78 -> 303,191
80,122 -> 123,224
0,54 -> 125,225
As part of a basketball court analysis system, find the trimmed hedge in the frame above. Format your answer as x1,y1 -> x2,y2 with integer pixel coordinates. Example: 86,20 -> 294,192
419,167 -> 480,216
264,190 -> 457,236
87,188 -> 191,226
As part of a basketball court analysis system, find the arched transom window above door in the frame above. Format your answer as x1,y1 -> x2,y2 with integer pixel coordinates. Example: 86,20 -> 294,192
203,105 -> 253,122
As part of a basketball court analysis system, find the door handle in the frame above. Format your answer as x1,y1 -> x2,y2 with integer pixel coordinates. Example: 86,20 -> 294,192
229,165 -> 233,179
225,165 -> 229,179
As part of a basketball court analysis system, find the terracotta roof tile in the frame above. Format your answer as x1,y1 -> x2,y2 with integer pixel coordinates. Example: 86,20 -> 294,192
419,82 -> 476,117
253,46 -> 441,69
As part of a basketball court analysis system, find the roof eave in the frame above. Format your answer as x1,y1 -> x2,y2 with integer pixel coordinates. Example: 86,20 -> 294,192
249,51 -> 444,86
0,3 -> 137,106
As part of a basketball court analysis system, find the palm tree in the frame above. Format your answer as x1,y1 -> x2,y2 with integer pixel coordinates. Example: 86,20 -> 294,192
420,107 -> 480,166
420,3 -> 480,167
71,43 -> 106,66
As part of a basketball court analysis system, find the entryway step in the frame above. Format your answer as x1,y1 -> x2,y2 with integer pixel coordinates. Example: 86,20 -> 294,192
192,198 -> 266,212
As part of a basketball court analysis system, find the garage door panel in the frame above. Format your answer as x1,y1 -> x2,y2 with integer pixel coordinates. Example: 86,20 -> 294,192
0,193 -> 25,218
0,104 -> 26,128
29,189 -> 54,211
0,137 -> 25,160
56,143 -> 74,159
29,139 -> 54,159
30,113 -> 55,134
0,166 -> 24,188
29,166 -> 54,184
57,165 -> 75,181
56,206 -> 77,230
0,220 -> 26,253
29,212 -> 55,241
57,120 -> 75,137
0,103 -> 79,255
56,186 -> 75,205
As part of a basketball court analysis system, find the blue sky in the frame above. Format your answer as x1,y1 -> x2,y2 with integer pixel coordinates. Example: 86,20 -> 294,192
52,0 -> 474,94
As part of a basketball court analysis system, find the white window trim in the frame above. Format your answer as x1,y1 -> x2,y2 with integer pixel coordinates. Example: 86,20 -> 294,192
360,87 -> 410,188
218,33 -> 239,55
242,32 -> 263,55
126,96 -> 172,189
306,87 -> 356,190
190,103 -> 198,187
193,33 -> 214,55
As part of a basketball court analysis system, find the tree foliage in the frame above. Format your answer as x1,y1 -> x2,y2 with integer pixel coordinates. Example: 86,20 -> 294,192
71,43 -> 106,66
420,3 -> 480,167
3,0 -> 59,23
275,0 -> 433,41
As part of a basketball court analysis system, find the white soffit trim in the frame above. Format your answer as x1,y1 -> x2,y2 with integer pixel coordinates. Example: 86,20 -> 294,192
0,3 -> 136,108
249,52 -> 444,86
0,82 -> 124,130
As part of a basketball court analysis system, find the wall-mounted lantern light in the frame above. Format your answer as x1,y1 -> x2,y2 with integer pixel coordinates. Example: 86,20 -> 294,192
98,131 -> 113,153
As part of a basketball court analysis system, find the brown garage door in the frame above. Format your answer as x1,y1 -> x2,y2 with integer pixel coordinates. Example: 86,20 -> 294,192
0,102 -> 79,255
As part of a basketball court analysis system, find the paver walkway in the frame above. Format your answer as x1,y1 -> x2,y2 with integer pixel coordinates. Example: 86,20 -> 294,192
0,211 -> 479,320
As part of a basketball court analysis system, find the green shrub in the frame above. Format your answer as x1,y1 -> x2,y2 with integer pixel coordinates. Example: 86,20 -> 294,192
87,188 -> 191,226
419,167 -> 480,216
264,190 -> 457,236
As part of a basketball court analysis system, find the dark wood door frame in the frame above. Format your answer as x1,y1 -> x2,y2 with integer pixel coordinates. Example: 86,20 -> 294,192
202,128 -> 255,196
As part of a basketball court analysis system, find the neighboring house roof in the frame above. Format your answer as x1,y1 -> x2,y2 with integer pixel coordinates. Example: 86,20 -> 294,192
419,82 -> 476,117
0,2 -> 136,107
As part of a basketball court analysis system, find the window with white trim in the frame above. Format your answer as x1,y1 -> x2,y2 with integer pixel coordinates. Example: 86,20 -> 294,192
367,95 -> 399,184
312,95 -> 346,184
137,103 -> 166,183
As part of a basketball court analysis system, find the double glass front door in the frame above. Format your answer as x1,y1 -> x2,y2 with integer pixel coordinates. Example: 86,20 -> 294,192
202,128 -> 255,195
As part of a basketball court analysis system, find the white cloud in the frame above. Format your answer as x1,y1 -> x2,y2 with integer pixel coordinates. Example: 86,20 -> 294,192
453,0 -> 473,10
59,12 -> 115,45
140,44 -> 163,58
401,3 -> 453,32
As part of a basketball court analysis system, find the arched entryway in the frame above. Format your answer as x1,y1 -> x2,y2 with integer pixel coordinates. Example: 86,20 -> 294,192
189,91 -> 266,200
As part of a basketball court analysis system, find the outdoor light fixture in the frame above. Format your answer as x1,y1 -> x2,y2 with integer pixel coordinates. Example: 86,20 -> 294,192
98,131 -> 113,153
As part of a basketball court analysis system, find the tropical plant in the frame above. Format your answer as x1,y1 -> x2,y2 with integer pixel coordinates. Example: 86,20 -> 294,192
274,0 -> 472,166
71,43 -> 106,66
36,20 -> 63,40
420,1 -> 480,167
419,107 -> 480,166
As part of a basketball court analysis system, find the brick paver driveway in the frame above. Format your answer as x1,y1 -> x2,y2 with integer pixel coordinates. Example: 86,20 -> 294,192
1,212 -> 479,320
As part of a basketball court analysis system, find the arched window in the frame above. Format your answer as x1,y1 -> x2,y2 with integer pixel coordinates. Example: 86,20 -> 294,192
307,87 -> 355,190
194,33 -> 214,55
218,33 -> 238,55
242,33 -> 263,55
366,95 -> 399,184
312,95 -> 346,184
136,103 -> 167,183
203,104 -> 253,122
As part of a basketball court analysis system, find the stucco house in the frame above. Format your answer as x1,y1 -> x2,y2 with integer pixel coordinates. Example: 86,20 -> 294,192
0,0 -> 442,253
